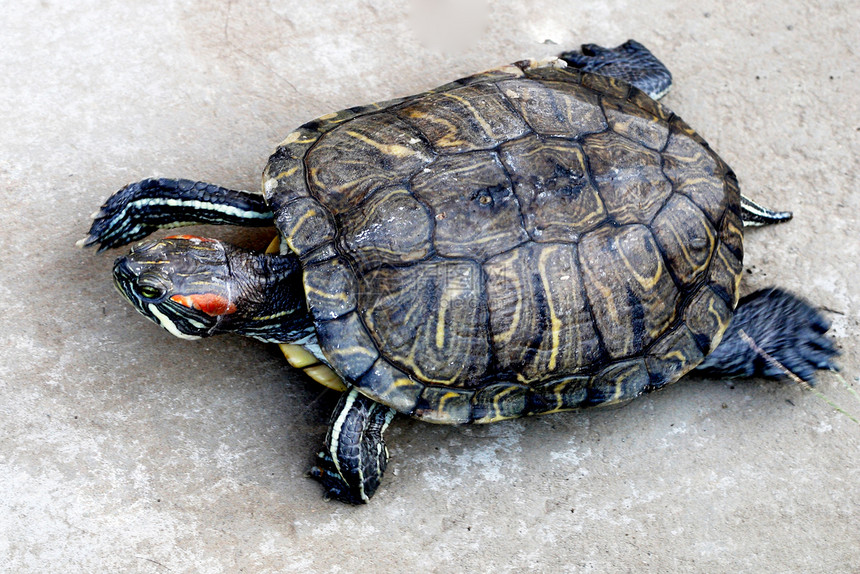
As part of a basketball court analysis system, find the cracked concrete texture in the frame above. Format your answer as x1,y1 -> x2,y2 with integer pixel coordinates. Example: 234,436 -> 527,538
1,0 -> 858,571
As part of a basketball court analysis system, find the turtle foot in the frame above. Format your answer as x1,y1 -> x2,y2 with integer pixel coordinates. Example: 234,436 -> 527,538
560,39 -> 672,100
309,388 -> 396,504
696,288 -> 839,384
309,451 -> 368,505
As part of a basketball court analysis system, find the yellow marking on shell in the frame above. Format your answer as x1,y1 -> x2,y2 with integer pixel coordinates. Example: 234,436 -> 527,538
538,247 -> 562,371
670,149 -> 708,165
488,251 -> 522,344
345,130 -> 417,158
676,176 -> 719,190
707,292 -> 730,332
403,110 -> 470,149
278,131 -> 318,147
285,208 -> 318,252
483,386 -> 522,423
331,345 -> 377,361
716,246 -> 742,302
436,391 -> 464,414
304,364 -> 348,392
594,278 -> 620,327
393,377 -> 419,389
616,233 -> 664,290
663,348 -> 688,362
599,364 -> 641,406
551,385 -> 567,412
318,112 -> 338,120
274,166 -> 299,181
668,215 -> 715,277
304,281 -> 351,303
535,378 -> 588,416
435,293 -> 448,350
724,217 -> 742,240
440,92 -> 497,138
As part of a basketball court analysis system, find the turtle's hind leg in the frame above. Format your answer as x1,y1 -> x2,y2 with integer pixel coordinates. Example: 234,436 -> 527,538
79,178 -> 274,251
560,39 -> 673,100
695,289 -> 838,383
310,388 -> 397,504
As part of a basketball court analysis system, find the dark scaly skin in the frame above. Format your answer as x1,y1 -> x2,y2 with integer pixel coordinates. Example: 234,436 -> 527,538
696,289 -> 838,382
81,40 -> 837,504
560,39 -> 674,100
79,178 -> 273,251
310,388 -> 396,504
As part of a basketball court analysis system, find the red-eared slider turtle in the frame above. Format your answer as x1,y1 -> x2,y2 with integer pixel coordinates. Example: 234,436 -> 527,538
81,40 -> 837,504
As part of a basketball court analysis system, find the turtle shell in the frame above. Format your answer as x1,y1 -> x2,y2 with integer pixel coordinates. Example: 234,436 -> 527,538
263,61 -> 744,424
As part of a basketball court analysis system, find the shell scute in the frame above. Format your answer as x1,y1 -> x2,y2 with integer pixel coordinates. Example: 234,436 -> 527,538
603,95 -> 670,151
303,257 -> 358,321
396,82 -> 529,153
498,78 -> 607,136
359,260 -> 490,385
314,312 -> 379,381
338,186 -> 433,271
498,135 -> 607,242
305,112 -> 433,214
411,151 -> 528,260
578,224 -> 680,359
651,193 -> 718,287
484,242 -> 602,382
471,383 -> 530,423
581,131 -> 673,225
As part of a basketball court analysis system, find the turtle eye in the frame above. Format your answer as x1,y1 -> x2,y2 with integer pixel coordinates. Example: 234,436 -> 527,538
135,274 -> 168,301
138,285 -> 164,299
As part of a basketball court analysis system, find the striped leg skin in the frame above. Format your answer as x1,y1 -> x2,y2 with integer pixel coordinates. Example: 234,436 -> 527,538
79,178 -> 274,251
310,388 -> 397,504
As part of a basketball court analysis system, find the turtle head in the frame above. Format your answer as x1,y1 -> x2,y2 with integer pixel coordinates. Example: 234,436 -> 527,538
113,235 -> 311,342
113,235 -> 238,339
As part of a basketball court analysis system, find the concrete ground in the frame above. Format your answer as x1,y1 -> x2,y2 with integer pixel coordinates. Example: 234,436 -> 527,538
2,0 -> 858,571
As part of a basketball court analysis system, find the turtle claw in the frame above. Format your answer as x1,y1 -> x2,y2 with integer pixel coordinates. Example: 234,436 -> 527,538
309,458 -> 365,505
80,179 -> 165,250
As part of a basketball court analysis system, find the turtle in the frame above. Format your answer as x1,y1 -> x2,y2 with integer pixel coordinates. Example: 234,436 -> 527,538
80,40 -> 838,504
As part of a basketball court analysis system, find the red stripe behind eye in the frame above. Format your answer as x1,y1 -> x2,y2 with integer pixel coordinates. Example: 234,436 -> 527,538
165,234 -> 216,242
171,294 -> 237,316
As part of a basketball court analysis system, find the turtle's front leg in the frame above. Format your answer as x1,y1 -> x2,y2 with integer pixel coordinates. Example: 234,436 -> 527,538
559,39 -> 673,100
79,178 -> 274,251
310,388 -> 397,504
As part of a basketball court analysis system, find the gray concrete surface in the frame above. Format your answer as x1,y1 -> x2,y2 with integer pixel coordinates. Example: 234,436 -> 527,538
2,0 -> 858,571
